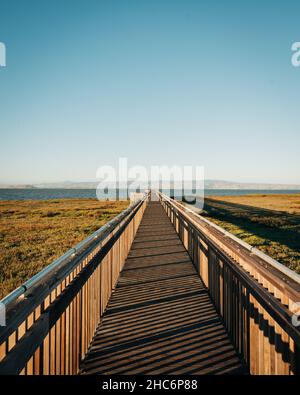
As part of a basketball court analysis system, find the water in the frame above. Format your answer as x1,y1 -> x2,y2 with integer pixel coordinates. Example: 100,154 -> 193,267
0,188 -> 133,200
204,189 -> 300,196
0,188 -> 299,201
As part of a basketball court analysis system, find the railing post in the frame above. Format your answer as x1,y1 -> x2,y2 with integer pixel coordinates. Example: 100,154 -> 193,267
0,192 -> 150,375
156,190 -> 300,375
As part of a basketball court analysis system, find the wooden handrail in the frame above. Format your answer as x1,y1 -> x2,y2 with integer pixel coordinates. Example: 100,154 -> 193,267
157,191 -> 300,375
0,192 -> 149,375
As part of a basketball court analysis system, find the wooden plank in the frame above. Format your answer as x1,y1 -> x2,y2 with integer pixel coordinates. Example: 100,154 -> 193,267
80,202 -> 247,375
0,314 -> 49,375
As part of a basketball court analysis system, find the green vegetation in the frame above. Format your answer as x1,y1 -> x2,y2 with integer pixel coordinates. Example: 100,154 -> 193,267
201,194 -> 300,273
0,198 -> 128,299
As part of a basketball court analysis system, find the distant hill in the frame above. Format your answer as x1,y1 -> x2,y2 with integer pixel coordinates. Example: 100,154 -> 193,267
1,180 -> 300,190
204,180 -> 300,190
0,184 -> 37,189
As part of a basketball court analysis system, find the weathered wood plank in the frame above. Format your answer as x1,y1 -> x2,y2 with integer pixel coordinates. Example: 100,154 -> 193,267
80,202 -> 246,375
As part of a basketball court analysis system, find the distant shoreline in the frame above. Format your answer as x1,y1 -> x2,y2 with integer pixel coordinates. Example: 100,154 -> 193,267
0,188 -> 299,201
1,180 -> 300,191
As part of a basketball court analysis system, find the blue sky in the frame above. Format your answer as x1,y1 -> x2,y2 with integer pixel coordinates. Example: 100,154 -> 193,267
0,0 -> 299,184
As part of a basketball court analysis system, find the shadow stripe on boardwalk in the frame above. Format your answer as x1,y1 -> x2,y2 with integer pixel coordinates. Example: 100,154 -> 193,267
80,201 -> 247,375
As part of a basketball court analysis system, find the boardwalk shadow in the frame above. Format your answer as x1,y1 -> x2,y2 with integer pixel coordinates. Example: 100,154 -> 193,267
80,277 -> 246,374
203,198 -> 300,254
80,202 -> 247,375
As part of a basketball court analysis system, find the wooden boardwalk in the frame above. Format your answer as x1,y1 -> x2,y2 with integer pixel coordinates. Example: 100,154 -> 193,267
80,202 -> 246,375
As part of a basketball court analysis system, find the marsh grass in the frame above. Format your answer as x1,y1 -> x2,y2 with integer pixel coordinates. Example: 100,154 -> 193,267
201,194 -> 300,273
0,198 -> 128,299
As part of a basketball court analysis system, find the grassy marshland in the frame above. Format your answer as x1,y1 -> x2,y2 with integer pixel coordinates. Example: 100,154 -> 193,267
0,199 -> 128,299
202,194 -> 300,273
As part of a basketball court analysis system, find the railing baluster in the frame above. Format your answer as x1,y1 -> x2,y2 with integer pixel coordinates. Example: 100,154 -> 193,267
157,191 -> 300,375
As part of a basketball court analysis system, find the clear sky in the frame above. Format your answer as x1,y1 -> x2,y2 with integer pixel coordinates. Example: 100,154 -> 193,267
0,0 -> 299,184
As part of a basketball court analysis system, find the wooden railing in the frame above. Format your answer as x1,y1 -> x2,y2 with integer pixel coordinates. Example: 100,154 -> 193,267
157,191 -> 300,375
0,193 -> 149,375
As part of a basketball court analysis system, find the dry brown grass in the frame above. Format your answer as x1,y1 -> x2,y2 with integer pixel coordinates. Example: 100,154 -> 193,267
202,194 -> 300,273
0,198 -> 128,299
208,194 -> 300,214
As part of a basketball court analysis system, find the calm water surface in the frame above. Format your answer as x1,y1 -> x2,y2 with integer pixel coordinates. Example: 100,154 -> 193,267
0,188 -> 299,201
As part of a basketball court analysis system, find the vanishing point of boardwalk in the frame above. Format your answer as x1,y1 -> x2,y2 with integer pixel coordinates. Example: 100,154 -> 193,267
80,202 -> 246,374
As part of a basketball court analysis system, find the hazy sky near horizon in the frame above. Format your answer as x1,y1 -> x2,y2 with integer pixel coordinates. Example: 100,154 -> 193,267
0,0 -> 300,184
